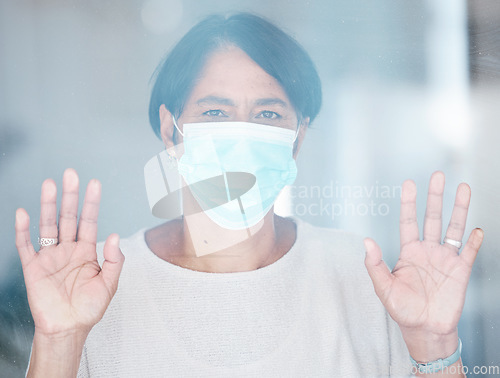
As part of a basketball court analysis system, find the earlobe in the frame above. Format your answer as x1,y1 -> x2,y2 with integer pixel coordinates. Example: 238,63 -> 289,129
159,104 -> 175,149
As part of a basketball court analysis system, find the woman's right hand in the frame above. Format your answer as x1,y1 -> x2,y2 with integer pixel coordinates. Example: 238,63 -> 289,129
15,168 -> 125,338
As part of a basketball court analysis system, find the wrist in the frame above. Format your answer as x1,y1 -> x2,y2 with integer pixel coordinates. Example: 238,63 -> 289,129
34,326 -> 90,341
400,327 -> 459,362
27,329 -> 89,378
410,339 -> 462,375
31,328 -> 88,363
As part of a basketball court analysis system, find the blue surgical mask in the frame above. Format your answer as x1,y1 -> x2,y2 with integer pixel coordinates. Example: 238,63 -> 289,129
175,119 -> 298,230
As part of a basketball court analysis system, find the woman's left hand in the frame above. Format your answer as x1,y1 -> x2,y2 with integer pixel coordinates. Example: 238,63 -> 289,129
364,171 -> 483,362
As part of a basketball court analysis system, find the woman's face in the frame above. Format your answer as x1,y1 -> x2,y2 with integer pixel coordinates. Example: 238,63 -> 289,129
159,45 -> 308,157
156,44 -> 307,233
177,45 -> 302,135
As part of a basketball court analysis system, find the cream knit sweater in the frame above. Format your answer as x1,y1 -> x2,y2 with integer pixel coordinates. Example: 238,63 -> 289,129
77,218 -> 412,377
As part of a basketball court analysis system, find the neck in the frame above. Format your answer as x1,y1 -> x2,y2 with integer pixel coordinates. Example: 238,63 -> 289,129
179,211 -> 284,273
146,211 -> 296,274
146,182 -> 298,273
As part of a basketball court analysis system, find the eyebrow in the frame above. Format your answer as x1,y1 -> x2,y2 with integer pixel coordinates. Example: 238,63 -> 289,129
196,96 -> 288,108
196,96 -> 235,106
254,98 -> 288,108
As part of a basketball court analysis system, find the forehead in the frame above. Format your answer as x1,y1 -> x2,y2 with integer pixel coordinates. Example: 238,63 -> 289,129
185,46 -> 291,105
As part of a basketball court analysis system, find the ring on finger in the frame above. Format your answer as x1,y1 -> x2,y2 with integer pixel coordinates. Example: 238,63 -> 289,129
38,237 -> 58,248
443,237 -> 462,249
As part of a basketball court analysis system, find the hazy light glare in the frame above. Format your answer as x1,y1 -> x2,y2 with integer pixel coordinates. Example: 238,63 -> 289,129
141,0 -> 183,35
424,0 -> 470,150
427,93 -> 471,149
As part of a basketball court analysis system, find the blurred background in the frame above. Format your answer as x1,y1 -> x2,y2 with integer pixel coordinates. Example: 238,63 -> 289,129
1,0 -> 499,376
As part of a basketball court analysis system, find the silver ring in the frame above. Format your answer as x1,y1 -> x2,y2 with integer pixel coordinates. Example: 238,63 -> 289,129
443,237 -> 462,249
38,237 -> 58,247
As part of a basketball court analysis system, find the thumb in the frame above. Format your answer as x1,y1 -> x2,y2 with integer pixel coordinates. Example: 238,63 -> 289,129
460,228 -> 483,268
100,233 -> 125,296
364,237 -> 393,300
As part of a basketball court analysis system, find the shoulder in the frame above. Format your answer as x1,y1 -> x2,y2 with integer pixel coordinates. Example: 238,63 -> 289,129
295,217 -> 365,248
294,217 -> 367,270
292,217 -> 379,306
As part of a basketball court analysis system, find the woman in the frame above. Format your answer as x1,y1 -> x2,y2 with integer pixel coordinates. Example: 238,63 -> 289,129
15,13 -> 483,377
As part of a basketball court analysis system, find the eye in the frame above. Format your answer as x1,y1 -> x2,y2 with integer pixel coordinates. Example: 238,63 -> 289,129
203,109 -> 226,117
257,111 -> 281,120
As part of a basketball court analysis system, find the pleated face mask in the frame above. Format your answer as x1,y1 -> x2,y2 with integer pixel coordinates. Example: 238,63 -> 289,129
176,120 -> 299,230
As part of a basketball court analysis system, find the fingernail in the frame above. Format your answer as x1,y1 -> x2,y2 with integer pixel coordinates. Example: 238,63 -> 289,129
91,179 -> 101,189
15,209 -> 24,223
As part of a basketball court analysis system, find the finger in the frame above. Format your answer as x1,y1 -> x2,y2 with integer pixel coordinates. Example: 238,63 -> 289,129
364,238 -> 393,300
15,208 -> 36,266
59,168 -> 80,243
100,234 -> 125,296
76,179 -> 101,245
443,183 -> 471,251
460,228 -> 483,267
39,179 -> 58,243
423,171 -> 445,243
399,180 -> 419,249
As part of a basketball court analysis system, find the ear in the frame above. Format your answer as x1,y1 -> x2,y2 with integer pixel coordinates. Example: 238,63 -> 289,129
159,104 -> 176,149
293,117 -> 309,159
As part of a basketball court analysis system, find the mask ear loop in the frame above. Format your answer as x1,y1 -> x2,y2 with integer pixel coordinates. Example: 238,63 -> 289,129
172,115 -> 184,138
168,115 -> 184,159
292,117 -> 302,143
